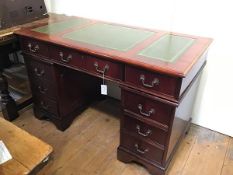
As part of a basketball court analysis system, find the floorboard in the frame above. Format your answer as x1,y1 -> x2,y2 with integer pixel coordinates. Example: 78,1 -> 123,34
221,138 -> 233,175
180,126 -> 229,175
1,98 -> 231,175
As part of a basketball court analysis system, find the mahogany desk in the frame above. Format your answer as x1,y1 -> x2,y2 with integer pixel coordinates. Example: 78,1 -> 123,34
15,15 -> 212,175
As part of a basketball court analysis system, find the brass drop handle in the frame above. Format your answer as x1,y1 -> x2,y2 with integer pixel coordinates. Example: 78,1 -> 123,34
140,74 -> 159,88
136,125 -> 152,137
138,104 -> 155,117
94,62 -> 109,74
34,68 -> 45,77
59,52 -> 72,63
28,43 -> 39,53
134,144 -> 149,154
38,86 -> 48,94
40,101 -> 49,110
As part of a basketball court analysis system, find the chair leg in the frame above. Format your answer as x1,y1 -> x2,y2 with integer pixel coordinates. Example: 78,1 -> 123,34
12,52 -> 19,64
0,71 -> 19,120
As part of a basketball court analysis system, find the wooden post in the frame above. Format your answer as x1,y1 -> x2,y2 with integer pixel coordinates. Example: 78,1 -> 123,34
0,53 -> 18,120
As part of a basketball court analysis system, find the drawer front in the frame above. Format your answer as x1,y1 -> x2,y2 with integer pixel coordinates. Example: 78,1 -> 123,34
122,116 -> 167,146
84,55 -> 123,81
120,132 -> 164,164
125,66 -> 180,99
25,57 -> 54,81
33,95 -> 59,117
31,79 -> 56,100
122,90 -> 174,127
49,45 -> 84,69
20,38 -> 49,58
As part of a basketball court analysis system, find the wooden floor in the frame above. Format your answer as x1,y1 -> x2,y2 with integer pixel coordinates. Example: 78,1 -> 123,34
9,99 -> 233,175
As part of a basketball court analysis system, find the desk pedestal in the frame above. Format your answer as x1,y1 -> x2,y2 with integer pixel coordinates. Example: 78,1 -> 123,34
24,55 -> 102,131
117,72 -> 200,174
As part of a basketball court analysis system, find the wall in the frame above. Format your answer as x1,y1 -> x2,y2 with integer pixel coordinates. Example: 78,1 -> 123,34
44,0 -> 233,137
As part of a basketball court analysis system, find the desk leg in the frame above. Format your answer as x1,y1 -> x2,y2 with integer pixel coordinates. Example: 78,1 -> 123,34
0,71 -> 19,120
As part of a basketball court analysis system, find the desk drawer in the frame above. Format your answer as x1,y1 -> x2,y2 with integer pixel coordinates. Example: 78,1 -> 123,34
50,45 -> 84,69
84,55 -> 123,81
31,79 -> 56,100
125,66 -> 180,99
122,116 -> 167,146
25,57 -> 54,81
33,95 -> 59,117
122,89 -> 174,127
21,38 -> 49,58
120,132 -> 164,164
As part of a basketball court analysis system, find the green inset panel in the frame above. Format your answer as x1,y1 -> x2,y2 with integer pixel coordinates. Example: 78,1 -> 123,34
32,18 -> 90,35
63,23 -> 154,51
138,34 -> 195,62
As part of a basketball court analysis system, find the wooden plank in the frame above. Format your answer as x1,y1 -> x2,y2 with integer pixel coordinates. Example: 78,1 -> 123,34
181,126 -> 229,175
167,126 -> 197,175
0,159 -> 29,175
221,137 -> 233,175
99,151 -> 126,175
0,117 -> 53,173
121,163 -> 150,175
80,133 -> 119,175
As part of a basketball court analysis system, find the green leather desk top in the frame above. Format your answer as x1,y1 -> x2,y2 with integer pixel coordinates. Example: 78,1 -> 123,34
63,23 -> 155,52
31,19 -> 195,63
15,15 -> 212,77
138,34 -> 195,62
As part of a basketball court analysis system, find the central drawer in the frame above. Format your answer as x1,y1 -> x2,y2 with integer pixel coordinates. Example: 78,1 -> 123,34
84,55 -> 123,81
49,45 -> 84,69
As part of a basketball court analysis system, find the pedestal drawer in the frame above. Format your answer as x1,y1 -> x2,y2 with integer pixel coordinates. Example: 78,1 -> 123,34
122,89 -> 175,127
20,38 -> 49,58
125,65 -> 180,100
31,79 -> 56,100
84,55 -> 123,81
33,95 -> 59,117
120,132 -> 164,164
25,56 -> 54,81
122,115 -> 167,146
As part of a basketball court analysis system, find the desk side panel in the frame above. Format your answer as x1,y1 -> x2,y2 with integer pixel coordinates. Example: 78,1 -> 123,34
180,51 -> 207,96
165,72 -> 201,162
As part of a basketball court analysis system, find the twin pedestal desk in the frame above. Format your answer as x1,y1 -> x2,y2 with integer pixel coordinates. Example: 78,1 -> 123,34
15,15 -> 212,175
